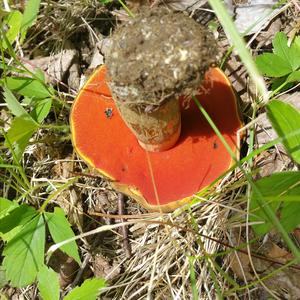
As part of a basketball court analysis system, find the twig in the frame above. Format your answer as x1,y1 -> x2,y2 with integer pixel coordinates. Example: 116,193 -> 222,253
117,193 -> 132,258
87,211 -> 300,271
70,253 -> 91,288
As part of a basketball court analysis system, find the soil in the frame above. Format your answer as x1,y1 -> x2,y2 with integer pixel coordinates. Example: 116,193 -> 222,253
106,6 -> 218,112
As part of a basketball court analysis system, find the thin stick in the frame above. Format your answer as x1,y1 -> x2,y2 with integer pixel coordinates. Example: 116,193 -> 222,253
118,193 -> 132,258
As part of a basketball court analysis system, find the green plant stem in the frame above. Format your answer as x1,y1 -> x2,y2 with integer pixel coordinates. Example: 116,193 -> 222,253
220,45 -> 234,70
16,182 -> 49,203
38,177 -> 78,213
208,0 -> 268,102
1,129 -> 31,189
192,96 -> 300,263
39,124 -> 70,131
118,0 -> 134,18
189,257 -> 198,300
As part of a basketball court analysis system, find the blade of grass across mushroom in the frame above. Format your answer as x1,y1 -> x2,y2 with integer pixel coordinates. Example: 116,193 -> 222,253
187,128 -> 300,213
208,0 -> 268,104
192,96 -> 300,263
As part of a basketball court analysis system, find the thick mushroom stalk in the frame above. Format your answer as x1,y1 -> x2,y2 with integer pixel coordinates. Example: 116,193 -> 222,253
105,7 -> 218,151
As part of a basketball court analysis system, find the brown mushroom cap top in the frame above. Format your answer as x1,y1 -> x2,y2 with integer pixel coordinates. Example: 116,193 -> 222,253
106,7 -> 218,111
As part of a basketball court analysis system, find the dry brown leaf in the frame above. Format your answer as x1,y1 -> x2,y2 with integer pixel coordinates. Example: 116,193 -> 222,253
229,230 -> 300,299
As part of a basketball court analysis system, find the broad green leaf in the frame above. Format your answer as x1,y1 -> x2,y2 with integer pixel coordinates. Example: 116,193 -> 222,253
22,96 -> 34,105
280,202 -> 300,232
20,0 -> 41,41
0,8 -> 9,21
272,32 -> 300,71
0,204 -> 36,234
289,36 -> 300,71
250,172 -> 300,235
0,198 -> 17,216
37,266 -> 60,300
64,278 -> 105,300
271,76 -> 288,91
2,10 -> 23,48
0,198 -> 12,214
31,98 -> 52,123
0,266 -> 7,288
267,100 -> 300,164
35,68 -> 46,82
286,70 -> 300,83
45,208 -> 81,264
293,36 -> 300,51
2,86 -> 28,117
272,32 -> 294,70
256,53 -> 292,77
5,115 -> 39,160
3,215 -> 45,287
5,77 -> 51,99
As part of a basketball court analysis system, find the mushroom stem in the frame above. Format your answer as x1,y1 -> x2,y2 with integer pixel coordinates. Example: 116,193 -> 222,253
116,97 -> 181,152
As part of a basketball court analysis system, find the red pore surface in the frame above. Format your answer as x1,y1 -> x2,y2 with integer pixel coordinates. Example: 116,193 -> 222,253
71,66 -> 242,206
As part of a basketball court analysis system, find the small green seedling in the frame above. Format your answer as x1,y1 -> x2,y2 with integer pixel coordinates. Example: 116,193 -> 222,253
256,32 -> 300,92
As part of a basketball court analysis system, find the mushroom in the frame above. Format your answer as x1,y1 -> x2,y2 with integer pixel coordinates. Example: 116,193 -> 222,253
105,7 -> 219,152
70,65 -> 242,212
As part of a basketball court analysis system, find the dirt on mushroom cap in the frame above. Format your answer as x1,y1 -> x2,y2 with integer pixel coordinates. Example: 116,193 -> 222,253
106,7 -> 218,112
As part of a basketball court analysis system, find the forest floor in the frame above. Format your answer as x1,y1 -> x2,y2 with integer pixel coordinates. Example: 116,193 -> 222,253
1,0 -> 300,299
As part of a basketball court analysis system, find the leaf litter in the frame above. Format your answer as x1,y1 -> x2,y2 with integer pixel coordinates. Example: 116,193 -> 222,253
1,0 -> 300,299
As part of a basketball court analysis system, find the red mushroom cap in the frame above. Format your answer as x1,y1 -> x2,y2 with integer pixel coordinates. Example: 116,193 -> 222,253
70,66 -> 242,212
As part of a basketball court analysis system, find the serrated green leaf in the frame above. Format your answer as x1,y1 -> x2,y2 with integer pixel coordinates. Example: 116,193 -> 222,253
250,172 -> 300,235
64,278 -> 105,300
5,115 -> 39,160
20,0 -> 41,41
2,86 -> 28,117
1,10 -> 23,49
272,32 -> 300,71
0,204 -> 36,234
3,215 -> 45,287
5,77 -> 51,99
256,53 -> 292,77
45,208 -> 81,264
267,100 -> 300,164
31,98 -> 52,123
37,266 -> 60,300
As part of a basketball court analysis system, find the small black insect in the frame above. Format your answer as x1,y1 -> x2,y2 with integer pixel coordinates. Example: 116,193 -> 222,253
213,142 -> 218,149
104,107 -> 113,119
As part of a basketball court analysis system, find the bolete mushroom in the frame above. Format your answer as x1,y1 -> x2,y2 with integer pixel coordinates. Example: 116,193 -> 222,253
105,7 -> 218,152
70,8 -> 242,212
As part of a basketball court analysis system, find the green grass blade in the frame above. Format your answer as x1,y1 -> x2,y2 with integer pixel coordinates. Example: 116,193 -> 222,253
192,96 -> 300,263
208,0 -> 268,102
